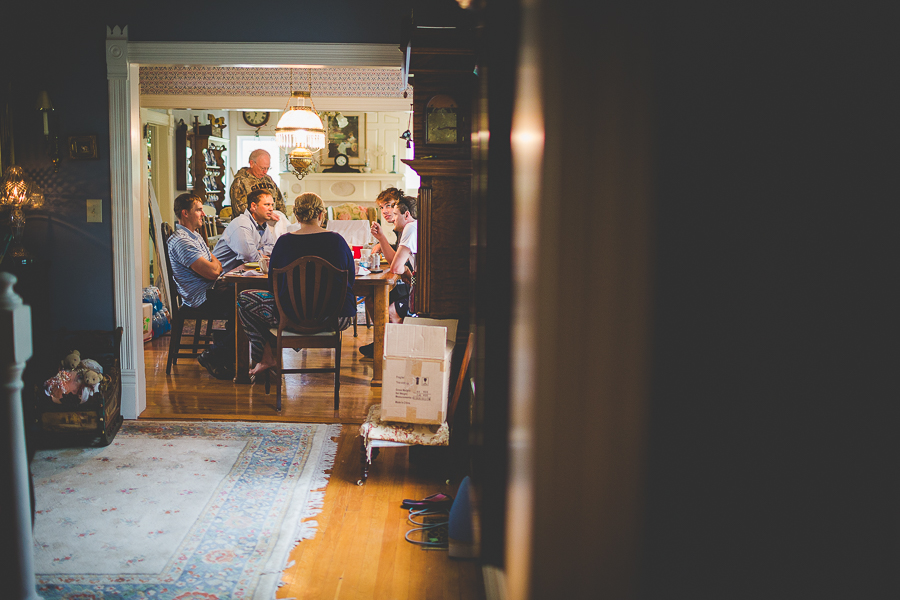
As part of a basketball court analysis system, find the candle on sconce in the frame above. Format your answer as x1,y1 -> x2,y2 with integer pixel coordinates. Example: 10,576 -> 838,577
392,142 -> 397,157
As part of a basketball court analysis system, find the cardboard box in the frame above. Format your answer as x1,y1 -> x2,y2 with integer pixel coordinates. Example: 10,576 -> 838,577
142,302 -> 153,342
381,318 -> 458,425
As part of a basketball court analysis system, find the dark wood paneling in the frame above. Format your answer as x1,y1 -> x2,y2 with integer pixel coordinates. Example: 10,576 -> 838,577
424,176 -> 471,319
405,160 -> 472,349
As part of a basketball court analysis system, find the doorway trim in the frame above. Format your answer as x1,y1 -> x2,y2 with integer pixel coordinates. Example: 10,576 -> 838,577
106,26 -> 404,418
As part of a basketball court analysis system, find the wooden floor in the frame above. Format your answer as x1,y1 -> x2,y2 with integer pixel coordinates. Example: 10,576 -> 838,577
141,320 -> 486,600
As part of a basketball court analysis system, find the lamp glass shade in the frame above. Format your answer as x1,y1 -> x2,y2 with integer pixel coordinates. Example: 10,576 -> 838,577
36,90 -> 54,111
275,108 -> 326,150
275,89 -> 326,151
0,166 -> 44,209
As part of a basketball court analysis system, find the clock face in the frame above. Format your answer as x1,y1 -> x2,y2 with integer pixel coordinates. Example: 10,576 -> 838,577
242,111 -> 269,127
334,153 -> 349,167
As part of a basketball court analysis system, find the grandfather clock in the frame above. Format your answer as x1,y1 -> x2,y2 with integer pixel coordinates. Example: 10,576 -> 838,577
401,18 -> 476,344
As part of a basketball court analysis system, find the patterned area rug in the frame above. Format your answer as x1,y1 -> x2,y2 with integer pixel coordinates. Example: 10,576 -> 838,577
32,420 -> 340,599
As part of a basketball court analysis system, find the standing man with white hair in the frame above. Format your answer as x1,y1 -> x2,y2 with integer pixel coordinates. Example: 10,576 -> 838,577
229,149 -> 287,215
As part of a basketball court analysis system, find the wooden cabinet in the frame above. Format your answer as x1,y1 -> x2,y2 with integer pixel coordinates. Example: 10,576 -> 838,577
401,19 -> 476,347
193,135 -> 228,213
402,160 -> 472,325
176,124 -> 228,213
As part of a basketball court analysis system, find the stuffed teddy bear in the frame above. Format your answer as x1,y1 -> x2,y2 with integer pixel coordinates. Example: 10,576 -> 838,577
44,355 -> 104,404
75,359 -> 104,403
77,368 -> 103,403
61,350 -> 81,371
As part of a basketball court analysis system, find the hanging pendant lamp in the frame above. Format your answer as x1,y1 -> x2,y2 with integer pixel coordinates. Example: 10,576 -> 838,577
275,69 -> 326,180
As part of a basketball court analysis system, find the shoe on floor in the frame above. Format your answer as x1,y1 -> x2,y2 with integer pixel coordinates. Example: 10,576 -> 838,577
198,350 -> 233,380
359,342 -> 374,358
401,493 -> 454,510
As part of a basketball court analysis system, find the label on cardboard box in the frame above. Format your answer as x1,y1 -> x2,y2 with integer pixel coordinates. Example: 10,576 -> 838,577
142,302 -> 153,342
381,357 -> 447,424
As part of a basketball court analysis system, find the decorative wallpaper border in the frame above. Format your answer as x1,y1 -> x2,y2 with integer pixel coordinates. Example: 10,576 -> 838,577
139,67 -> 407,97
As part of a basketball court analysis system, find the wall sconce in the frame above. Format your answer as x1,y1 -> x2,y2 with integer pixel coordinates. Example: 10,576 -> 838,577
36,90 -> 60,172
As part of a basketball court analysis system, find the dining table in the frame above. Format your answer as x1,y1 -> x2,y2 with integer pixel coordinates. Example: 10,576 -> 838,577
222,263 -> 398,387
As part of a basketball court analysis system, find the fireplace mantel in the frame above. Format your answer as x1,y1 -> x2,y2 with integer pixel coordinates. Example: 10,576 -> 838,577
278,172 -> 405,208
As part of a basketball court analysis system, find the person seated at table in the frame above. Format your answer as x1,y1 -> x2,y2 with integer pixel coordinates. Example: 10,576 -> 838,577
369,186 -> 403,255
212,189 -> 279,273
167,192 -> 235,380
269,208 -> 295,237
237,192 -> 356,379
358,187 -> 402,349
358,194 -> 418,358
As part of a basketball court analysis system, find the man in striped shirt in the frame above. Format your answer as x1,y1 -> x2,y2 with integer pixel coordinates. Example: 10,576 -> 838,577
167,193 -> 235,380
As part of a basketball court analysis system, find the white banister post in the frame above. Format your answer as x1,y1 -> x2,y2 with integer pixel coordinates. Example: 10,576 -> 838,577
0,273 -> 43,599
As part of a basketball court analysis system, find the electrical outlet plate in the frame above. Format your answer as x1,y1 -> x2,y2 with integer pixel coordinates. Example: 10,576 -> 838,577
87,199 -> 102,222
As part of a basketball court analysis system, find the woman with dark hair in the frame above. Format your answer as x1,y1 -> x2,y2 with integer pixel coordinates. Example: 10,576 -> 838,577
237,192 -> 355,378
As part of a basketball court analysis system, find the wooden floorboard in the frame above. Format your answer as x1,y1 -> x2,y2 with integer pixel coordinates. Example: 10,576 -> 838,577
142,323 -> 485,600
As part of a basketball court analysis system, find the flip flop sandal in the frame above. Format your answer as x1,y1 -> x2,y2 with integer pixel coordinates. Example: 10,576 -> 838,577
401,493 -> 454,509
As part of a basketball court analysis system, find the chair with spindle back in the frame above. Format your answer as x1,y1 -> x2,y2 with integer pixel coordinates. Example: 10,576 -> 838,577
200,204 -> 221,249
267,255 -> 348,412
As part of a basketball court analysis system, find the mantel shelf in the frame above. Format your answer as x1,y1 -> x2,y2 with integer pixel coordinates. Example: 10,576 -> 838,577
293,172 -> 403,179
402,159 -> 472,177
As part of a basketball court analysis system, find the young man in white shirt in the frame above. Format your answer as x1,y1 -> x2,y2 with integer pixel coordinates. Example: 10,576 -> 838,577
370,186 -> 403,255
361,195 -> 417,358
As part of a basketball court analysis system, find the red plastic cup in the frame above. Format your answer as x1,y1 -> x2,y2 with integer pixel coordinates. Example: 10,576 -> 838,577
352,245 -> 362,258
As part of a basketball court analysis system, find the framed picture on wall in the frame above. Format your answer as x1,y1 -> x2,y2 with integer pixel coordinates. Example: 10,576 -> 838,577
68,135 -> 98,160
321,112 -> 365,166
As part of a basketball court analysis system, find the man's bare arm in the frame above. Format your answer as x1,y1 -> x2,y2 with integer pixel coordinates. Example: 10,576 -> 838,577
190,254 -> 223,280
390,245 -> 412,276
371,222 -> 397,264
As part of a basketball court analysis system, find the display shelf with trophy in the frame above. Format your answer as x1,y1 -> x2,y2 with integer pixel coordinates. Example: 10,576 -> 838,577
175,116 -> 229,214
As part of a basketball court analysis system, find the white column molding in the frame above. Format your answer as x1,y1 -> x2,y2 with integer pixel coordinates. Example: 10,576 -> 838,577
108,25 -> 146,419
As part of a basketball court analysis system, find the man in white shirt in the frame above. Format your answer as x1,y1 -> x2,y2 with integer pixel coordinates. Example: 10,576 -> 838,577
213,190 -> 279,273
361,195 -> 418,358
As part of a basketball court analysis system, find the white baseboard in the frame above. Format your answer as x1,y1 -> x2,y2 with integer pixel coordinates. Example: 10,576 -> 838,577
482,565 -> 507,600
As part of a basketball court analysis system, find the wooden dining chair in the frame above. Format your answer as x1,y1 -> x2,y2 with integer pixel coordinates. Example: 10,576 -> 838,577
160,222 -> 217,374
200,204 -> 221,249
357,331 -> 475,485
268,256 -> 349,412
352,296 -> 370,337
